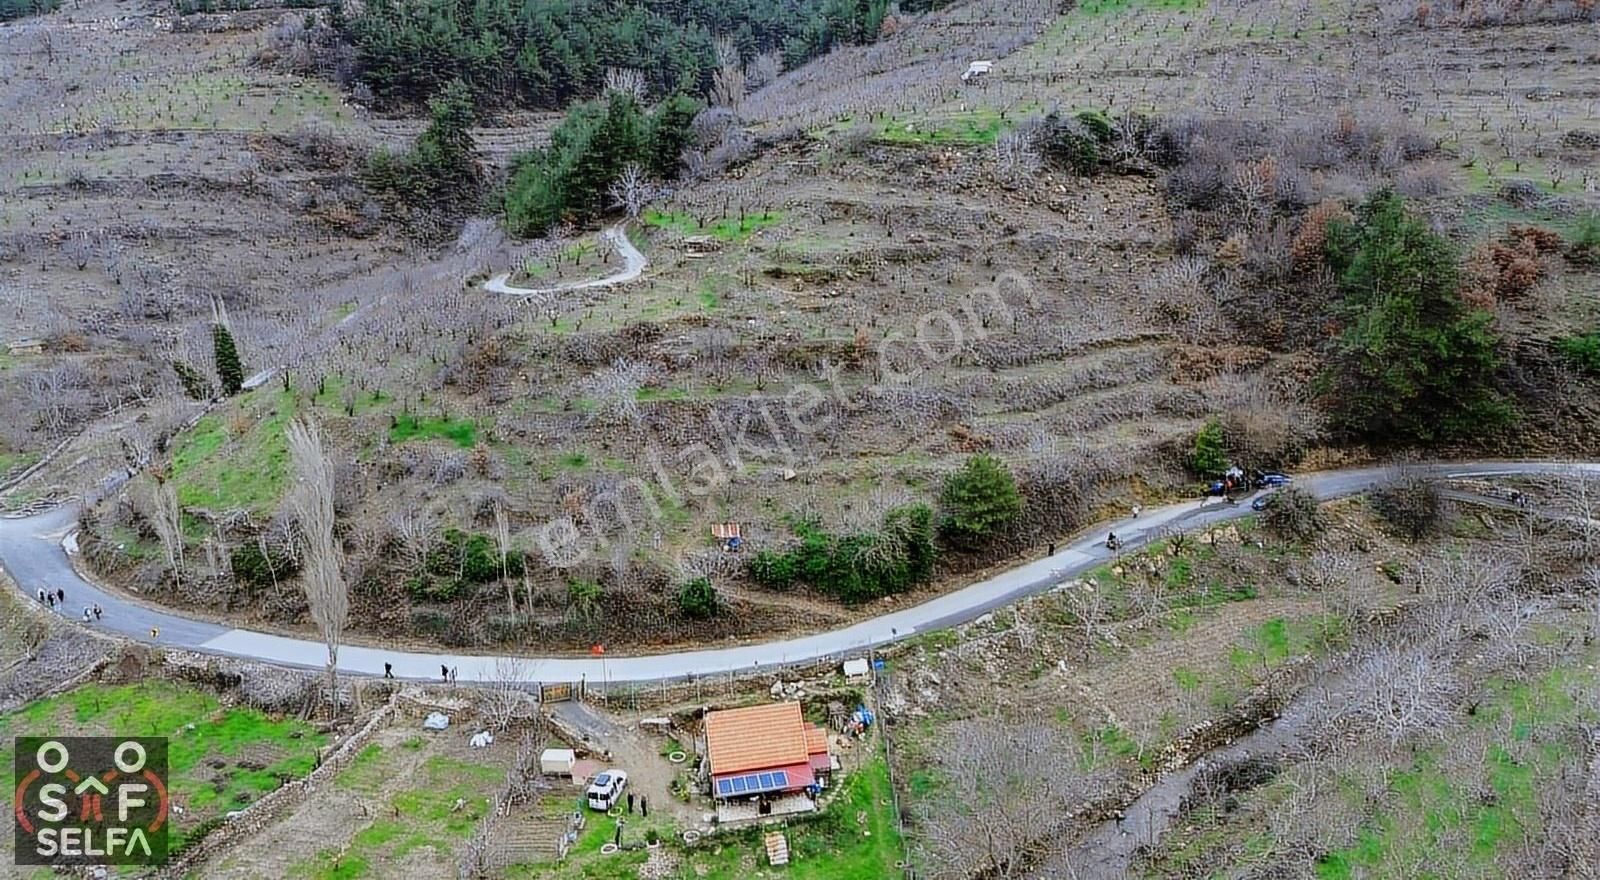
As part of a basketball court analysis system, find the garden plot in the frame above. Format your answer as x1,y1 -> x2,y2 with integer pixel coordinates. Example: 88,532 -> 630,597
0,681 -> 326,859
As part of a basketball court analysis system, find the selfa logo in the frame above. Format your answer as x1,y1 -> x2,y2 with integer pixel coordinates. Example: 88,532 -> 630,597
13,737 -> 169,865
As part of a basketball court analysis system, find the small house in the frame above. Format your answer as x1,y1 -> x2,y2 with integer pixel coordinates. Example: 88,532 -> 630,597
962,60 -> 995,83
704,702 -> 834,820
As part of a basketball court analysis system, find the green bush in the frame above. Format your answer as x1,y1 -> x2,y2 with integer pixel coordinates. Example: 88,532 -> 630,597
425,529 -> 522,590
172,361 -> 213,401
939,454 -> 1022,547
1556,332 -> 1600,375
230,541 -> 299,589
677,577 -> 720,620
1569,213 -> 1600,264
1190,417 -> 1228,477
748,504 -> 936,603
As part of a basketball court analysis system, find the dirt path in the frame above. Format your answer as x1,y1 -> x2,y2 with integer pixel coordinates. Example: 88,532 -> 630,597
482,223 -> 647,296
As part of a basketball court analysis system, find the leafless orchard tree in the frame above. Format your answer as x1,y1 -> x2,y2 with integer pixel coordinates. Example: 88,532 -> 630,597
481,657 -> 539,733
391,507 -> 439,571
493,500 -> 515,614
580,358 -> 650,426
1340,645 -> 1460,745
286,418 -> 349,710
607,163 -> 656,220
915,721 -> 1099,879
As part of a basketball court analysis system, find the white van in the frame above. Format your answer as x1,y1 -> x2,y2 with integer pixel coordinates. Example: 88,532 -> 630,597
586,769 -> 628,811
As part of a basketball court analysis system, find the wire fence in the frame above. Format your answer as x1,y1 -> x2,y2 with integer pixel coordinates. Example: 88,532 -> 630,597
873,653 -> 917,880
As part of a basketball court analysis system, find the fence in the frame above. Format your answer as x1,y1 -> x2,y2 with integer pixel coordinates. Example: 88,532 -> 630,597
873,657 -> 917,880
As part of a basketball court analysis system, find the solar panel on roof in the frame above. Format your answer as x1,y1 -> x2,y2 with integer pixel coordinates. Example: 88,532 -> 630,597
774,770 -> 788,786
717,779 -> 732,796
732,777 -> 746,793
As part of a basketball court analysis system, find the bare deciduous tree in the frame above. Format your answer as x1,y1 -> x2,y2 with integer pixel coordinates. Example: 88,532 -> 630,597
481,656 -> 538,733
286,418 -> 349,711
915,721 -> 1099,879
1340,646 -> 1460,744
607,163 -> 655,220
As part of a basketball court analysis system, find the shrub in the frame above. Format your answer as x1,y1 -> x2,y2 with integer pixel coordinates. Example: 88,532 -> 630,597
1370,475 -> 1442,541
1569,213 -> 1600,265
1556,332 -> 1600,375
425,529 -> 522,588
231,541 -> 299,589
939,454 -> 1022,547
677,577 -> 719,620
1190,418 -> 1228,477
748,504 -> 938,604
172,360 -> 213,401
1260,487 -> 1324,543
409,607 -> 452,636
486,613 -> 530,643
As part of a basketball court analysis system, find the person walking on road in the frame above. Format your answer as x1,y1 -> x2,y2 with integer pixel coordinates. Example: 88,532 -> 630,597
92,604 -> 102,621
36,588 -> 45,604
56,588 -> 64,604
384,662 -> 394,679
149,626 -> 160,641
441,664 -> 449,683
82,606 -> 91,623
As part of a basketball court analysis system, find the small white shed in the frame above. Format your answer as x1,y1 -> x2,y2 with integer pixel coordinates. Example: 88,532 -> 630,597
962,60 -> 995,83
540,748 -> 577,776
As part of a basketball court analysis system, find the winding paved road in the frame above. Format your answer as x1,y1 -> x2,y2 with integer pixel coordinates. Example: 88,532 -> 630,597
0,461 -> 1587,684
483,223 -> 647,296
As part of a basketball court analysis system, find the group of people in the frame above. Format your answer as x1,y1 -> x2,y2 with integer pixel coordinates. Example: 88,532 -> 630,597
36,587 -> 105,623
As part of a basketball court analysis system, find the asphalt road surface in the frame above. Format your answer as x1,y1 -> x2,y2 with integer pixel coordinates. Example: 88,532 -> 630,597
1,461 -> 1590,684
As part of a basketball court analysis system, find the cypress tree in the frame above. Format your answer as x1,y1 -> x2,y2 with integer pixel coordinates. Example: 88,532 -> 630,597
213,323 -> 244,396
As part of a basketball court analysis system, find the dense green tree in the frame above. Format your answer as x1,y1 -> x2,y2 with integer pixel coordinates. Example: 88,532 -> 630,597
503,92 -> 699,234
1320,191 -> 1513,444
364,79 -> 480,208
338,0 -> 888,112
939,454 -> 1022,547
212,324 -> 244,396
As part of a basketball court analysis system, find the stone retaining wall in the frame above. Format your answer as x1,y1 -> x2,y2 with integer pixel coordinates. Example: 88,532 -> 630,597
153,691 -> 400,879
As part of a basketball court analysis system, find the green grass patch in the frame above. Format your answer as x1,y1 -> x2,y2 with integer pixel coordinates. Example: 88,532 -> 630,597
644,209 -> 783,242
1074,0 -> 1205,15
169,388 -> 295,514
871,109 -> 1010,146
388,414 -> 477,449
0,682 -> 324,848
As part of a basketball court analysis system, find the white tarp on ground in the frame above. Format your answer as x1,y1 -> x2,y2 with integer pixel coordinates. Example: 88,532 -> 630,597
423,712 -> 450,730
470,731 -> 494,748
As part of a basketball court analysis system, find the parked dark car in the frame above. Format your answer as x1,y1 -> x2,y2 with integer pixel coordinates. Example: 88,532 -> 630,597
1251,493 -> 1276,511
1256,472 -> 1292,489
1203,481 -> 1228,497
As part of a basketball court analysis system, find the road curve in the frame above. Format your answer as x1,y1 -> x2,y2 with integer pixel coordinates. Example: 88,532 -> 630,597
0,461 -> 1589,685
483,223 -> 647,296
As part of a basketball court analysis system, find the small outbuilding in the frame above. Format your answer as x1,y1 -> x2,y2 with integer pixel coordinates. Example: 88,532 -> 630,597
540,748 -> 577,776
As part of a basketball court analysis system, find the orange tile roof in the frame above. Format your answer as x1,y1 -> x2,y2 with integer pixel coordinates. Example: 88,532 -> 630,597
805,724 -> 828,756
705,702 -> 809,776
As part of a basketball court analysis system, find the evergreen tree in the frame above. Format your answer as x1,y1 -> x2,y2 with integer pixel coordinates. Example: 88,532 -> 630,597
212,323 -> 244,396
1320,191 -> 1513,444
939,454 -> 1022,547
1191,417 -> 1227,476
